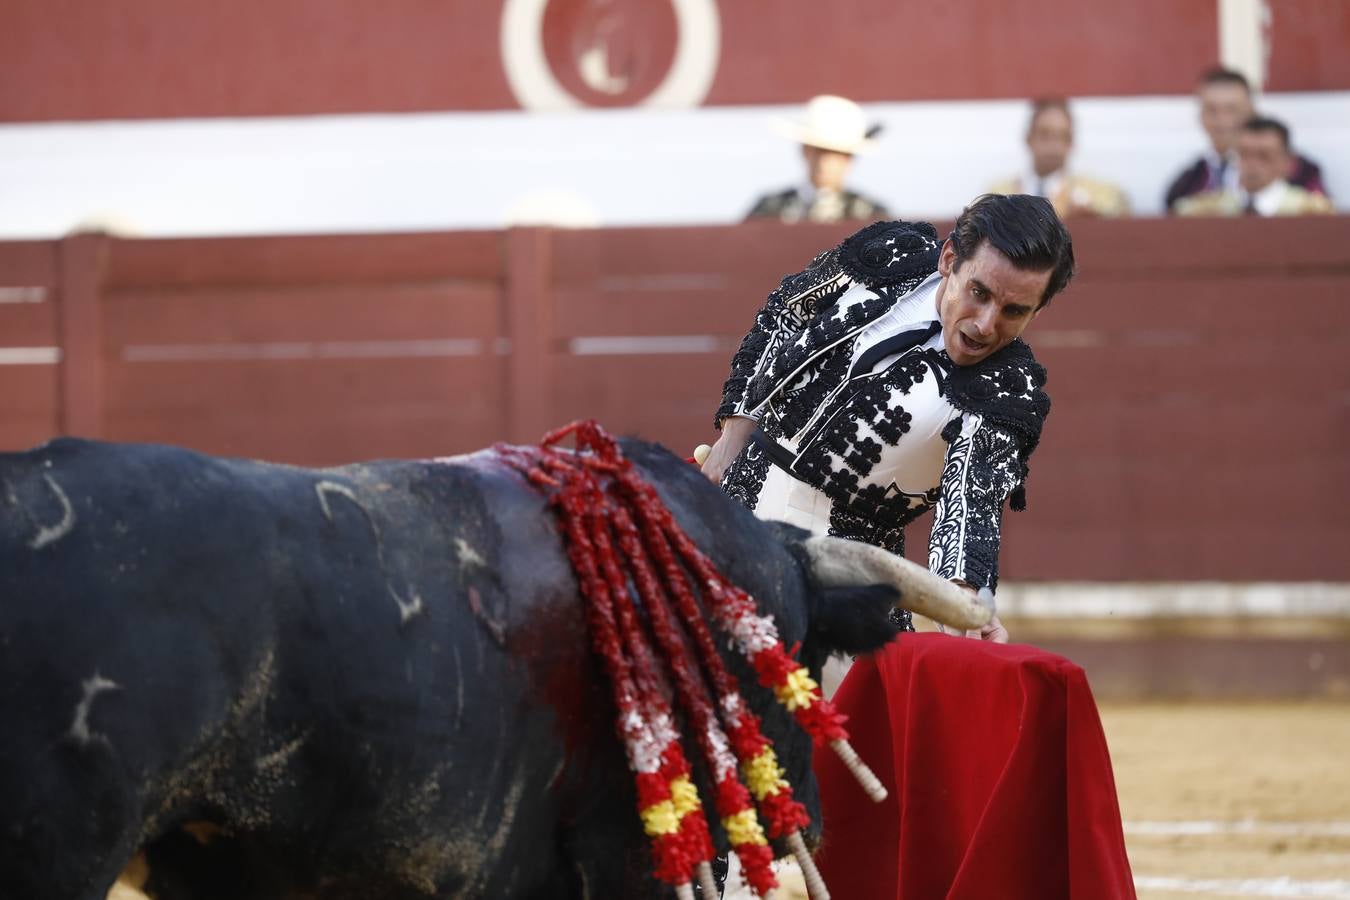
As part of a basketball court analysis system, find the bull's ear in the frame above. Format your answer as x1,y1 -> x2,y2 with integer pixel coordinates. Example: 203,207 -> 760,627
808,584 -> 903,657
765,522 -> 903,658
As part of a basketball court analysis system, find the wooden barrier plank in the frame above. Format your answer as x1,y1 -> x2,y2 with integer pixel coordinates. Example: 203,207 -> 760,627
551,221 -> 858,285
105,412 -> 496,468
0,303 -> 59,348
0,366 -> 61,452
103,283 -> 499,346
104,358 -> 503,464
1046,274 -> 1350,333
104,358 -> 499,415
0,241 -> 60,286
104,231 -> 504,289
1067,215 -> 1350,276
549,221 -> 880,340
1118,528 -> 1350,581
551,353 -> 728,450
0,241 -> 62,444
550,287 -> 759,338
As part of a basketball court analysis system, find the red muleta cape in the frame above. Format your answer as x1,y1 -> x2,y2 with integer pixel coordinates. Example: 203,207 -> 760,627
813,633 -> 1137,899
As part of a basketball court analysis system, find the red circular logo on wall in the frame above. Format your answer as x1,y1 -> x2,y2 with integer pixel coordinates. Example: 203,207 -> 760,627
542,0 -> 679,108
501,0 -> 721,110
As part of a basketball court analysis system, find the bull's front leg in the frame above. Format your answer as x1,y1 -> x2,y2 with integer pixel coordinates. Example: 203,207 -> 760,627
107,854 -> 151,900
0,737 -> 143,900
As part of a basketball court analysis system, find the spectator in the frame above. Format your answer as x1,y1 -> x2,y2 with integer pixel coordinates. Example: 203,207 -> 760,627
988,98 -> 1129,218
745,95 -> 890,223
1176,116 -> 1334,216
1165,67 -> 1329,212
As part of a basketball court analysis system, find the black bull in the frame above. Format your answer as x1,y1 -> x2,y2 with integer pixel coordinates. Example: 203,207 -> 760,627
0,436 -> 919,899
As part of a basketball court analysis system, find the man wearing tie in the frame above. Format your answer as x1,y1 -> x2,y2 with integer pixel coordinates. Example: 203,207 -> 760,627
1176,116 -> 1335,217
700,195 -> 1075,640
987,98 -> 1130,219
1165,67 -> 1329,213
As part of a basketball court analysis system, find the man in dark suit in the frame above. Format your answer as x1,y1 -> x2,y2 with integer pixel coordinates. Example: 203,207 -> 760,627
1165,67 -> 1328,212
1177,116 -> 1334,216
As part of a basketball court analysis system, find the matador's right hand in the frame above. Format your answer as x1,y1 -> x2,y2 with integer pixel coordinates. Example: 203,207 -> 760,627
699,416 -> 757,485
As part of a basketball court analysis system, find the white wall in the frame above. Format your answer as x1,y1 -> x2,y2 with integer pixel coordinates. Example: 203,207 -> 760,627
0,92 -> 1346,238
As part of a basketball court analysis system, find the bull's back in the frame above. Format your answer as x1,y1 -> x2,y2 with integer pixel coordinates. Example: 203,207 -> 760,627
0,437 -> 617,896
0,439 -> 319,779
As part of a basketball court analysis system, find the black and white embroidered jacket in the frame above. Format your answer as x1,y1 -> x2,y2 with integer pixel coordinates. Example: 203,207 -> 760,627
715,220 -> 1050,591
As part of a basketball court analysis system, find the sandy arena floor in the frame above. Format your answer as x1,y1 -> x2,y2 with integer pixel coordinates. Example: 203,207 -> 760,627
1102,701 -> 1350,899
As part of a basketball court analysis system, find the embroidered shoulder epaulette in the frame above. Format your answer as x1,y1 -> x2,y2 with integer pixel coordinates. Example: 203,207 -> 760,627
946,339 -> 1049,452
837,220 -> 943,288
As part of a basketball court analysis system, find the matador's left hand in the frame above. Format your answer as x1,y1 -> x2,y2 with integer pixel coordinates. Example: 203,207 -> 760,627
962,614 -> 1008,643
941,581 -> 1009,642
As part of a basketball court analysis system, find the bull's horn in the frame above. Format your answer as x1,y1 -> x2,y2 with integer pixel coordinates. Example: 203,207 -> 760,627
801,536 -> 993,631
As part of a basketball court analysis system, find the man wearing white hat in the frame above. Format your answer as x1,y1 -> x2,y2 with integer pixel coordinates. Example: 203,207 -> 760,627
745,95 -> 891,224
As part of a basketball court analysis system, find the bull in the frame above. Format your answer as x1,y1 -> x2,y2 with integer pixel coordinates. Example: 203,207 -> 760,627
0,435 -> 987,899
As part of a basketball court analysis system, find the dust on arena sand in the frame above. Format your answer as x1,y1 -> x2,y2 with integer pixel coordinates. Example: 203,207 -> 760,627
1103,701 -> 1350,900
110,701 -> 1350,900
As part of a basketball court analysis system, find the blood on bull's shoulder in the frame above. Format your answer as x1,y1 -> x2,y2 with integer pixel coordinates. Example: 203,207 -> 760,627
0,433 -> 963,899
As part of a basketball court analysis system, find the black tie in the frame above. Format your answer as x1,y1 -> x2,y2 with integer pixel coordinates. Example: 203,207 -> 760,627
850,320 -> 942,379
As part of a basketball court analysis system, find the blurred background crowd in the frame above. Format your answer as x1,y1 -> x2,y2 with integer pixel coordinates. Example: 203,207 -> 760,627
748,72 -> 1335,226
1,0 -> 1346,237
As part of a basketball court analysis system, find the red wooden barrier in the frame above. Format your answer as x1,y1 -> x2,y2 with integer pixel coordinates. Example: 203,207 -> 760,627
0,240 -> 61,449
1007,217 -> 1350,581
98,231 -> 506,464
1,217 -> 1348,581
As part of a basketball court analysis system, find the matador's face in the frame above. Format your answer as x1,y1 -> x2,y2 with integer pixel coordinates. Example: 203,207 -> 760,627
936,241 -> 1049,367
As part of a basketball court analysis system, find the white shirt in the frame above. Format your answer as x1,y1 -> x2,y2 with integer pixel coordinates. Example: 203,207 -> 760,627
1245,179 -> 1291,217
1020,168 -> 1065,200
850,270 -> 944,372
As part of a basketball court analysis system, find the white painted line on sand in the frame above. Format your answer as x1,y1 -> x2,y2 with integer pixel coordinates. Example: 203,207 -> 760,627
1125,820 -> 1350,838
997,582 -> 1350,618
1134,875 -> 1350,897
